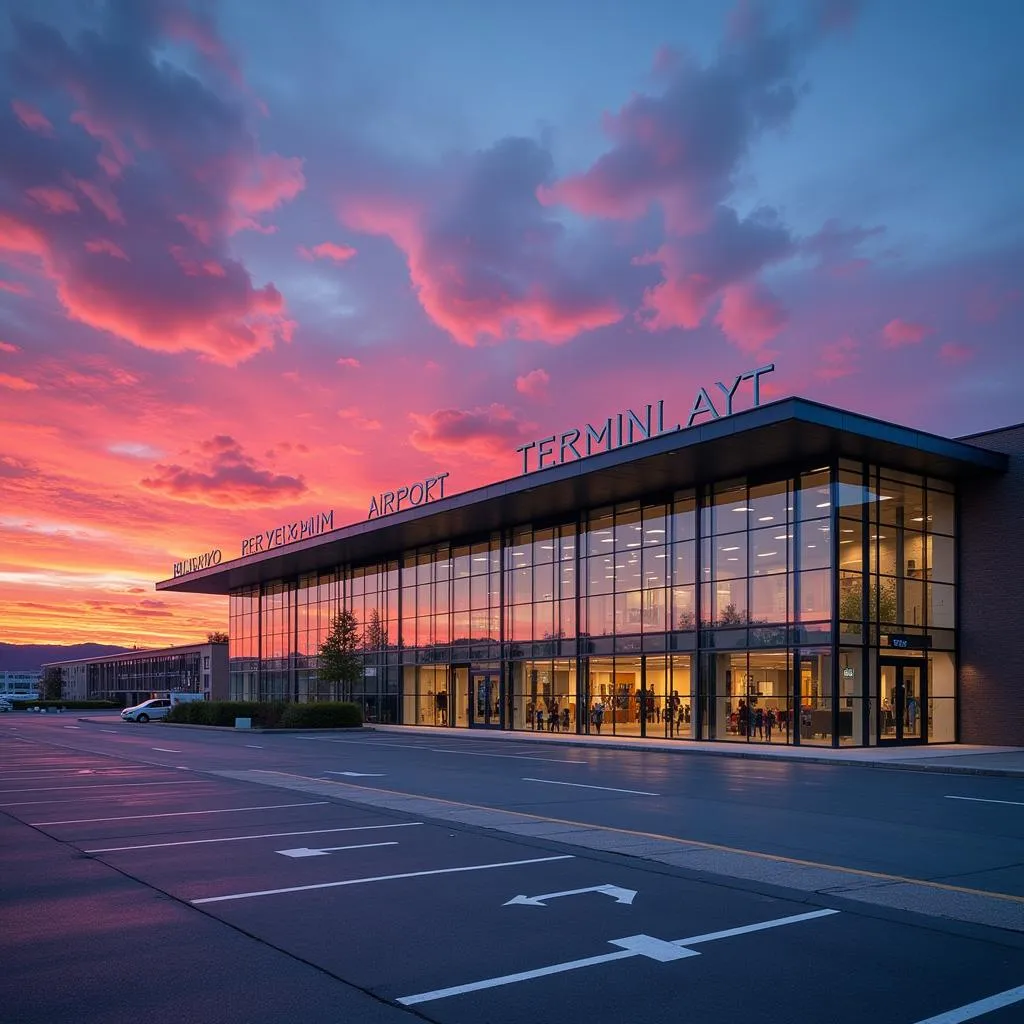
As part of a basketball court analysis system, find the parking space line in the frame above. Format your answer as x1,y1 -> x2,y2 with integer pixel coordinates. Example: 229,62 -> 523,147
245,744 -> 263,748
397,908 -> 839,1006
912,982 -> 1024,1023
31,801 -> 328,825
0,780 -> 208,794
152,747 -> 182,753
945,795 -> 1024,808
84,822 -> 424,853
522,778 -> 659,797
191,855 -> 574,904
430,749 -> 587,764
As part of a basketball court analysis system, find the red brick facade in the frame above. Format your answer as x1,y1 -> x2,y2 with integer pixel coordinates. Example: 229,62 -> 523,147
958,423 -> 1024,745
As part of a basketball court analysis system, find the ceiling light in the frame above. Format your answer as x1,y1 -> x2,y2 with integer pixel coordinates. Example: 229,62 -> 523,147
774,534 -> 793,540
816,502 -> 831,508
732,506 -> 753,512
757,552 -> 778,557
758,516 -> 774,522
722,546 -> 740,552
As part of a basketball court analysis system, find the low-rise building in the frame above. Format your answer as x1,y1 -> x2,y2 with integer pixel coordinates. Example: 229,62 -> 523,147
43,642 -> 228,706
0,670 -> 40,701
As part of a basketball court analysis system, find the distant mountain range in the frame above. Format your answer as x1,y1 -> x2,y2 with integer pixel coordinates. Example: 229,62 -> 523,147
0,643 -> 134,673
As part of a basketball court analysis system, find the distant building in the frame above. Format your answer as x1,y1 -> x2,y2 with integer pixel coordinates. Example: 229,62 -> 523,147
0,671 -> 40,701
43,642 -> 228,706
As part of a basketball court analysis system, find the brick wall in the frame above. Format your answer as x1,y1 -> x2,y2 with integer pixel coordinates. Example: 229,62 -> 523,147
958,424 -> 1024,745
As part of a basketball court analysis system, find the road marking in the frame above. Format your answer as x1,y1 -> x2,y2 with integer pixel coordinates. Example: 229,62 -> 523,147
277,841 -> 399,858
63,726 -> 80,730
912,982 -> 1024,1023
505,883 -> 637,907
84,822 -> 423,853
325,771 -> 387,777
522,777 -> 659,797
0,780 -> 208,794
945,795 -> 1024,808
269,772 -> 1024,907
430,748 -> 587,764
397,908 -> 838,1005
32,801 -> 328,826
191,855 -> 575,905
152,747 -> 182,753
101,729 -> 119,733
245,744 -> 263,748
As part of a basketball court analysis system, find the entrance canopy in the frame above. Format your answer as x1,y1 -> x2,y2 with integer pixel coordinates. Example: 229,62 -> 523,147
158,397 -> 1006,596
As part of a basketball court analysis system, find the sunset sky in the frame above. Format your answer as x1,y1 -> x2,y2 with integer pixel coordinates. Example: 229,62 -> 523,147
1,0 -> 1022,648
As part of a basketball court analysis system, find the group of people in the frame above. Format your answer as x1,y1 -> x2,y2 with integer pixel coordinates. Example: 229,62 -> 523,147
735,698 -> 782,741
529,698 -> 571,732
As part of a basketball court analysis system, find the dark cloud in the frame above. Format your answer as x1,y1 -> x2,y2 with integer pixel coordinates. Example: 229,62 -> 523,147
140,435 -> 307,507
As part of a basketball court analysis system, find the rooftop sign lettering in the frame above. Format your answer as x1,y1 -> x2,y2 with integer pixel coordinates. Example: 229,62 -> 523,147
368,472 -> 449,520
242,509 -> 335,557
514,363 -> 775,475
173,549 -> 222,578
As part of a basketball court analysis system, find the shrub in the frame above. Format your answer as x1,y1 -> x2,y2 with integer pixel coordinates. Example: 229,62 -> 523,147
166,700 -> 286,728
280,701 -> 363,729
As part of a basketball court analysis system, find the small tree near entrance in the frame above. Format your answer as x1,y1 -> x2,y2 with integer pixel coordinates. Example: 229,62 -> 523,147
40,666 -> 63,701
317,610 -> 362,701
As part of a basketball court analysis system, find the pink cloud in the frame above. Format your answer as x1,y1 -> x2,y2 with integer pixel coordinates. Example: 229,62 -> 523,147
26,186 -> 80,215
73,178 -> 125,224
230,153 -> 306,225
0,280 -> 30,296
714,282 -> 787,351
817,336 -> 860,381
338,138 -> 624,346
337,356 -> 361,368
939,342 -> 973,365
338,408 -> 382,430
70,110 -> 133,177
967,284 -> 1021,324
882,318 -> 932,347
299,241 -> 357,262
0,373 -> 38,391
11,99 -> 53,135
85,238 -> 129,260
0,341 -> 20,353
515,368 -> 550,399
409,404 -> 531,460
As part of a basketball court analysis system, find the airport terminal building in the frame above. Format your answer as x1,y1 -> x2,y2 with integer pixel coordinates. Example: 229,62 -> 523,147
159,380 -> 1023,748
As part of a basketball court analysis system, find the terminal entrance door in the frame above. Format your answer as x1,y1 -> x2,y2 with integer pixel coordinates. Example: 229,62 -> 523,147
468,667 -> 502,728
878,659 -> 927,744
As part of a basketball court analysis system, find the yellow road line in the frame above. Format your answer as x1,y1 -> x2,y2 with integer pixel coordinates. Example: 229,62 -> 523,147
253,770 -> 1024,906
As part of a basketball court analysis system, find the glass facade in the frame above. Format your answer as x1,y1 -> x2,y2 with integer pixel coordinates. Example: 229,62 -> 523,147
228,460 -> 959,745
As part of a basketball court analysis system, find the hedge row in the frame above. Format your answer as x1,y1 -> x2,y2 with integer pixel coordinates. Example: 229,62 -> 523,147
166,700 -> 362,729
9,700 -> 121,710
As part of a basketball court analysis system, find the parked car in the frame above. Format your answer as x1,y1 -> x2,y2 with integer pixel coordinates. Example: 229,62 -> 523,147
0,699 -> 12,713
121,698 -> 172,723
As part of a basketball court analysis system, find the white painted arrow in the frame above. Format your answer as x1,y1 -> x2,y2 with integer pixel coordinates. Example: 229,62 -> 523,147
325,771 -> 386,777
276,840 -> 398,858
504,883 -> 637,908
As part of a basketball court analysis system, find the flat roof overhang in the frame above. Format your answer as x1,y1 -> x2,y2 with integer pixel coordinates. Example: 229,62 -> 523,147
158,397 -> 1008,596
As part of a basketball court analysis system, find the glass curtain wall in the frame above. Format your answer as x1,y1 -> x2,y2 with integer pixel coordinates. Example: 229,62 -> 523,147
226,461 -> 956,745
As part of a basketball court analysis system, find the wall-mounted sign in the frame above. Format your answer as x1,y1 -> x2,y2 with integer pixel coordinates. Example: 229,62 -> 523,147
887,634 -> 932,651
242,509 -> 335,556
173,549 -> 222,578
368,473 -> 449,520
514,363 -> 775,475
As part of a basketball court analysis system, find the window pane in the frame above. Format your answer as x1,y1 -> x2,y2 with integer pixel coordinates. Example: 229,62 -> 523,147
748,480 -> 789,525
712,485 -> 751,534
838,519 -> 862,570
643,546 -> 667,588
642,504 -> 668,545
615,506 -> 642,551
800,519 -> 831,571
714,579 -> 747,625
928,583 -> 955,629
878,478 -> 925,529
585,511 -> 614,556
587,556 -> 613,595
714,533 -> 747,580
799,569 -> 832,621
672,541 -> 695,585
798,470 -> 831,520
673,585 -> 696,630
839,571 -> 862,621
533,561 -> 554,602
671,494 -> 696,542
749,526 -> 788,575
928,490 -> 954,535
749,574 -> 788,624
533,528 -> 555,564
585,595 -> 614,636
928,535 -> 955,583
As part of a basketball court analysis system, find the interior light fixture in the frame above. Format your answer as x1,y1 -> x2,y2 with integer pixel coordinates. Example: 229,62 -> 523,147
758,516 -> 774,522
757,551 -> 778,557
732,506 -> 754,512
722,546 -> 740,552
816,501 -> 831,508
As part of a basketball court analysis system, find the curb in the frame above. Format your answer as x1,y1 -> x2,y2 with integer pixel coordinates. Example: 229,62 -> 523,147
72,716 -> 1024,778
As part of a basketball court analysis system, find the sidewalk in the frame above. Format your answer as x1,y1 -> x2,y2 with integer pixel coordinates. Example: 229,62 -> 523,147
367,723 -> 1024,778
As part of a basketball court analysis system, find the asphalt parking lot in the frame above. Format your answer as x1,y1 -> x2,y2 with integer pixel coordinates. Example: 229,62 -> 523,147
4,733 -> 1024,1024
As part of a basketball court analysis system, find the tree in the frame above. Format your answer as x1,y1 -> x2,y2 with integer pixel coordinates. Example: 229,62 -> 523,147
206,631 -> 229,644
40,666 -> 63,701
317,610 -> 363,701
362,608 -> 388,651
